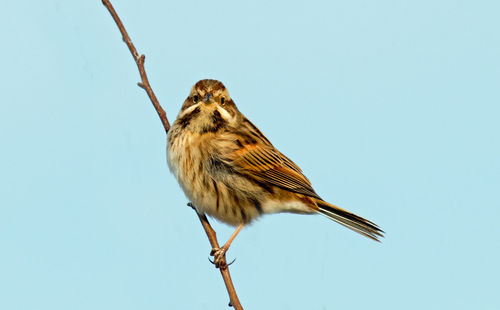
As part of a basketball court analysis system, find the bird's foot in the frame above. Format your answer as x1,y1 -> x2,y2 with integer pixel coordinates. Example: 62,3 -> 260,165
210,246 -> 228,269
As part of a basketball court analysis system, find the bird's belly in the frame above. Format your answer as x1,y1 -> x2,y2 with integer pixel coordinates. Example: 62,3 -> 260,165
174,171 -> 263,226
167,133 -> 261,226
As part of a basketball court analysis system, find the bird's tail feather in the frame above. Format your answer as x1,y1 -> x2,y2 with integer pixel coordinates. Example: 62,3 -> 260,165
316,200 -> 384,242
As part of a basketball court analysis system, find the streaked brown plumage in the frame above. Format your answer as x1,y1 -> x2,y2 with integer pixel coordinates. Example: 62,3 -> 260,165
167,79 -> 383,265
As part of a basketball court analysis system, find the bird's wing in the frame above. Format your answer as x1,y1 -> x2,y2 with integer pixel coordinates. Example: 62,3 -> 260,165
227,119 -> 321,199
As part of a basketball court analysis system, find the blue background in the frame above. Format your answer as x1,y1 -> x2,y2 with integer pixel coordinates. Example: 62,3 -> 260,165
1,1 -> 499,309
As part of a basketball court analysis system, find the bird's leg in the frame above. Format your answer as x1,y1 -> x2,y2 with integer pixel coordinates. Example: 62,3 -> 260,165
210,224 -> 244,268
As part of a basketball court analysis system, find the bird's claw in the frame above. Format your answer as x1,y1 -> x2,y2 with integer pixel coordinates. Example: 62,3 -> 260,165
209,255 -> 236,268
210,246 -> 231,268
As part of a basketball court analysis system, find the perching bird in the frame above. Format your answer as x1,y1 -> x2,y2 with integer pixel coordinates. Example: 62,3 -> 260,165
167,79 -> 383,266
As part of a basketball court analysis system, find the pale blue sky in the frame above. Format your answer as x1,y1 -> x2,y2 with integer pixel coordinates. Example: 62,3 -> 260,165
1,1 -> 499,309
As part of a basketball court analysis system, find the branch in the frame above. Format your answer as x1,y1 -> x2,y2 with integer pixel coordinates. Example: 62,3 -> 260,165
101,1 -> 243,309
101,0 -> 169,133
191,205 -> 243,310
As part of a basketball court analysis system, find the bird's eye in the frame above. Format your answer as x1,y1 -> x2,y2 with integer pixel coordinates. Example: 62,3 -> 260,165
220,97 -> 225,105
193,95 -> 199,103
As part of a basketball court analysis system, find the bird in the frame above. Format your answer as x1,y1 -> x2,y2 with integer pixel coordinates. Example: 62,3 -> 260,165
167,79 -> 383,267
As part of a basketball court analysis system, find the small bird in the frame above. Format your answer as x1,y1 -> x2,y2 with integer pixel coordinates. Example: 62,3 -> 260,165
167,79 -> 383,266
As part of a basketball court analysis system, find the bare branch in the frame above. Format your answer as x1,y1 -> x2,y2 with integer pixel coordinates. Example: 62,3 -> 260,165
101,1 -> 243,308
101,0 -> 169,132
189,204 -> 243,309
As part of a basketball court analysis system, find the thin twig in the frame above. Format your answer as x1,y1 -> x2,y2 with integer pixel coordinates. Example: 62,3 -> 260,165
101,1 -> 243,308
101,0 -> 169,133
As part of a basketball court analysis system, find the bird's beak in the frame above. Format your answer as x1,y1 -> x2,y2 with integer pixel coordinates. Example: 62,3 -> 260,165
203,93 -> 213,103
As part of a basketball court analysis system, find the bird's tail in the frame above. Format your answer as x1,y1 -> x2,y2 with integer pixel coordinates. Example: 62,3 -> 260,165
315,200 -> 384,242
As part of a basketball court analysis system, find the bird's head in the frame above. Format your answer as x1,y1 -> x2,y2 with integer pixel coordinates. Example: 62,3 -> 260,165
176,79 -> 241,133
